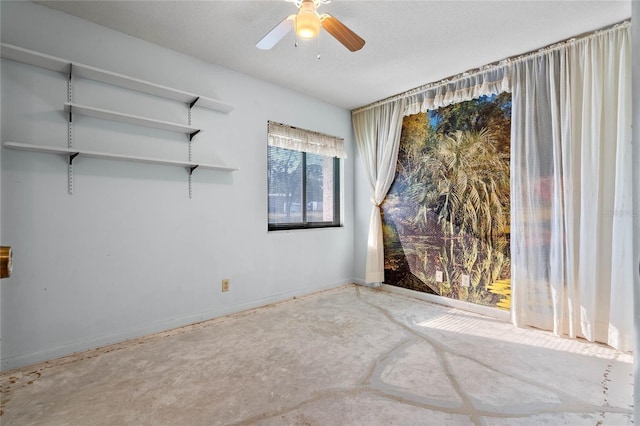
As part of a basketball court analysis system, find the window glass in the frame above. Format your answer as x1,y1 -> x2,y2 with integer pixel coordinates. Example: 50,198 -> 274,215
267,122 -> 343,230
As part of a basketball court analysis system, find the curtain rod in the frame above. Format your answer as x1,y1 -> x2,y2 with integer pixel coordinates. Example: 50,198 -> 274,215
352,19 -> 630,114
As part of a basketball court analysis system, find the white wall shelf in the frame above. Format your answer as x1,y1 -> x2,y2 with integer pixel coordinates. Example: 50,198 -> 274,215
64,103 -> 202,138
1,43 -> 236,113
2,42 -> 239,196
4,142 -> 239,172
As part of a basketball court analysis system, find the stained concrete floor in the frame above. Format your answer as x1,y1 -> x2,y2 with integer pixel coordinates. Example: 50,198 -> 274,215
0,285 -> 634,425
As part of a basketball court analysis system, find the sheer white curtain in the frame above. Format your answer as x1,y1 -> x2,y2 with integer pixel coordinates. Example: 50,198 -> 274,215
633,3 -> 640,422
511,23 -> 633,351
352,99 -> 405,284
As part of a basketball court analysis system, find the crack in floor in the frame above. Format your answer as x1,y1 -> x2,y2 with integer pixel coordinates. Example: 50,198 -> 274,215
355,287 -> 483,425
597,359 -> 614,425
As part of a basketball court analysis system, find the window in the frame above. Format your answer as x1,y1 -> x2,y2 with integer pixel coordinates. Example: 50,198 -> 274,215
267,121 -> 345,230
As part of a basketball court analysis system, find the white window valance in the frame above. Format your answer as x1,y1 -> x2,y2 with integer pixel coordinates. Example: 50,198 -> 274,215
268,121 -> 347,159
403,64 -> 510,115
353,64 -> 511,118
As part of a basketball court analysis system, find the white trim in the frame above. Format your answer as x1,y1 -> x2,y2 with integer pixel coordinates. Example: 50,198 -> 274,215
0,280 -> 353,371
351,277 -> 367,286
379,284 -> 510,322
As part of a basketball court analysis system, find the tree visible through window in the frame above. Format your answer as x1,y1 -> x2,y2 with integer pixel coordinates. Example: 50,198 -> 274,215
267,121 -> 344,230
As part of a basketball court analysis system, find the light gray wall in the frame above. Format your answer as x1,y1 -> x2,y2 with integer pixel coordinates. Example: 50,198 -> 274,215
632,3 -> 639,424
0,1 -> 355,370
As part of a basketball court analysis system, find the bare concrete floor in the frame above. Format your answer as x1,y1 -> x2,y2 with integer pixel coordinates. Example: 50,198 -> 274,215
0,285 -> 634,425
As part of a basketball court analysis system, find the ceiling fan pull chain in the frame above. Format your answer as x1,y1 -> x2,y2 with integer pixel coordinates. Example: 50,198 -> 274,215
317,34 -> 321,60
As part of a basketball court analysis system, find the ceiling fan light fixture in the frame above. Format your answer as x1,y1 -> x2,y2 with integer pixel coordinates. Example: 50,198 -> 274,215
295,0 -> 321,39
256,0 -> 364,52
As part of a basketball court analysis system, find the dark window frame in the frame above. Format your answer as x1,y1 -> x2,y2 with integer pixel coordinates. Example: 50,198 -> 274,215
268,150 -> 341,232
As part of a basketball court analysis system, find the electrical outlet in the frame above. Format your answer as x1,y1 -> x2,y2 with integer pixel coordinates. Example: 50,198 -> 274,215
221,279 -> 230,292
461,274 -> 470,288
435,271 -> 444,283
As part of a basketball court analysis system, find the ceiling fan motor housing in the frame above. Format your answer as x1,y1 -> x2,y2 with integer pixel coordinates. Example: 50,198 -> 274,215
296,0 -> 321,39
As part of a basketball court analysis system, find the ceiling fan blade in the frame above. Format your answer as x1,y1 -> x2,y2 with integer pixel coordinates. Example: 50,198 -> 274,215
256,15 -> 296,50
321,15 -> 365,52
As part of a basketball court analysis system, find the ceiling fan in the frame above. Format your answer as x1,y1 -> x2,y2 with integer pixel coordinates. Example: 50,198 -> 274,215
256,0 -> 365,52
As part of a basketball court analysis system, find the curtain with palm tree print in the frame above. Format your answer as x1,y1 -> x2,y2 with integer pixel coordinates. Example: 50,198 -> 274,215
381,94 -> 512,308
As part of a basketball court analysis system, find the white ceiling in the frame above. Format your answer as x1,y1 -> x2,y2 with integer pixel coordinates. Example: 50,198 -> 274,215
35,0 -> 631,110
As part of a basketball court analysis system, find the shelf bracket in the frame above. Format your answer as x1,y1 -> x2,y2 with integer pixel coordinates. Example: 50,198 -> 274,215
189,97 -> 200,110
68,152 -> 79,196
69,152 -> 80,165
188,165 -> 199,199
189,130 -> 201,141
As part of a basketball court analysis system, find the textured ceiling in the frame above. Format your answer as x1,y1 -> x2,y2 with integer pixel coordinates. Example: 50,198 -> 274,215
35,0 -> 631,110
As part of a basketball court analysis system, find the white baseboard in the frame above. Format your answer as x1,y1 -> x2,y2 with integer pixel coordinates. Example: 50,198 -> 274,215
378,283 -> 510,322
351,278 -> 380,288
1,279 -> 353,372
